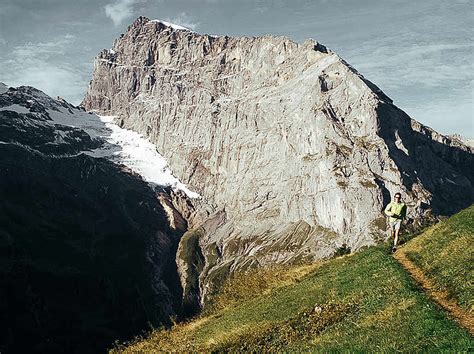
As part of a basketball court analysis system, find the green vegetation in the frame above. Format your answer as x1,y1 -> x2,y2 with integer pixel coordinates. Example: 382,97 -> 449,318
204,263 -> 322,315
115,241 -> 473,352
334,243 -> 351,257
400,205 -> 474,313
360,179 -> 377,189
336,180 -> 348,188
178,228 -> 205,274
176,227 -> 205,313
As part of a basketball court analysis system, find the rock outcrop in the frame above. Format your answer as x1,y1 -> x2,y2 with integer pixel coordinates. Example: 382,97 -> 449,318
82,16 -> 474,306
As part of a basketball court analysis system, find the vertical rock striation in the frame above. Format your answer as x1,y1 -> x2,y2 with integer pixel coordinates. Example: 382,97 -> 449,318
82,16 -> 474,305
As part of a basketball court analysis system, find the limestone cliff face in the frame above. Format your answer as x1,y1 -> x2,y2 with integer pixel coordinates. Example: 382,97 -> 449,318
82,16 -> 474,305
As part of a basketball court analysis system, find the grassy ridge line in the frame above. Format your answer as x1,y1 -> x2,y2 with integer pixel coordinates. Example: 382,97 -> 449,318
394,250 -> 474,335
115,245 -> 473,352
398,205 -> 473,311
393,204 -> 474,334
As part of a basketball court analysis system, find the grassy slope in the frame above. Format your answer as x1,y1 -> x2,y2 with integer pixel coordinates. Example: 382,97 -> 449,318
399,205 -> 473,313
116,240 -> 473,352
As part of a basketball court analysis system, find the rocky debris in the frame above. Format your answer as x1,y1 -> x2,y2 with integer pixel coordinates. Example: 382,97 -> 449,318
82,16 -> 474,306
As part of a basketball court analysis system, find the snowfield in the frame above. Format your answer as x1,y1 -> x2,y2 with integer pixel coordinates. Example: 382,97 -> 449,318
22,100 -> 200,198
93,114 -> 200,198
0,84 -> 198,198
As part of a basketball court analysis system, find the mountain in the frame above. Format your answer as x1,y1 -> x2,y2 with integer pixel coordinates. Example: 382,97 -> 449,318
81,16 -> 474,307
0,84 -> 194,352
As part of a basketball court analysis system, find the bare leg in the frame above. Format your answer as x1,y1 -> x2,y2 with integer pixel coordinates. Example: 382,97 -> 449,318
394,229 -> 400,246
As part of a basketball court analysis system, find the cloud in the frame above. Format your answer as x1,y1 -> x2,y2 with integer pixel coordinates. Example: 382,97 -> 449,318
104,0 -> 137,26
0,34 -> 87,105
348,40 -> 473,91
9,35 -> 76,58
164,12 -> 199,30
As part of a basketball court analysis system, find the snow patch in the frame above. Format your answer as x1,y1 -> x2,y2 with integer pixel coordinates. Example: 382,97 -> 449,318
0,104 -> 31,114
95,115 -> 200,198
0,82 -> 8,94
150,19 -> 194,32
395,130 -> 409,156
45,105 -> 199,198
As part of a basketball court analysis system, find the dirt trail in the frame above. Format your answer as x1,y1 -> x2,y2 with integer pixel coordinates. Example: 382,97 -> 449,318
393,250 -> 474,336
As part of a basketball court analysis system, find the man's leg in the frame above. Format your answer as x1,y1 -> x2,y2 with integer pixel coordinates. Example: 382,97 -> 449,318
387,223 -> 393,240
393,221 -> 401,247
388,222 -> 395,252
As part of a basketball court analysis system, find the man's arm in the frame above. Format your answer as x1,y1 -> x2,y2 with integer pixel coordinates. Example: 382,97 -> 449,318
384,203 -> 392,216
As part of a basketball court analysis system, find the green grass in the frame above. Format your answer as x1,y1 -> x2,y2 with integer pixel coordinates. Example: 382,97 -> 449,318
401,204 -> 474,313
115,242 -> 473,352
176,227 -> 205,313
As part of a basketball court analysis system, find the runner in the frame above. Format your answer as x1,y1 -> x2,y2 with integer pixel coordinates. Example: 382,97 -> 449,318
384,192 -> 407,253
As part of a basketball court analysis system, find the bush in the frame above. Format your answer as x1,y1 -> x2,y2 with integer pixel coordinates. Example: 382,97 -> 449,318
334,243 -> 351,257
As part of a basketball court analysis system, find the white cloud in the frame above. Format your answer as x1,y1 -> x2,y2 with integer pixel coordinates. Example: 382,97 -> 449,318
104,0 -> 137,26
9,35 -> 76,58
0,34 -> 86,105
348,41 -> 473,90
164,12 -> 199,30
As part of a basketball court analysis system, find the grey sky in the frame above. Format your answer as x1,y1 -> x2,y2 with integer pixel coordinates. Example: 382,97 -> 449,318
0,0 -> 472,136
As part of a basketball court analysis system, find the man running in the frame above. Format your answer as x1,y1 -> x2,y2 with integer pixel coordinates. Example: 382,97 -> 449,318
384,192 -> 407,253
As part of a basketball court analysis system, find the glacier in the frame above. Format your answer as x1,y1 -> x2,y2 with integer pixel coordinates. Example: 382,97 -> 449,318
48,106 -> 200,198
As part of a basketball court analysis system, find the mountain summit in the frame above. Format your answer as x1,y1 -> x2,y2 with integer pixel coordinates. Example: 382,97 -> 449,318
82,16 -> 473,305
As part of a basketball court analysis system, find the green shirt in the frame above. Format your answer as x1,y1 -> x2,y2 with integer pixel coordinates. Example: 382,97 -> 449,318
384,201 -> 407,223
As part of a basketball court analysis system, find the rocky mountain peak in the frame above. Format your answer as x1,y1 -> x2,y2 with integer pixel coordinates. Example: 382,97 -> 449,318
130,15 -> 151,28
82,16 -> 473,305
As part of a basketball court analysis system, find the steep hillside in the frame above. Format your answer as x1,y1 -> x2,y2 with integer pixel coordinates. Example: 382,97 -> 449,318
395,205 -> 473,318
82,16 -> 474,307
0,85 -> 190,353
116,241 -> 473,352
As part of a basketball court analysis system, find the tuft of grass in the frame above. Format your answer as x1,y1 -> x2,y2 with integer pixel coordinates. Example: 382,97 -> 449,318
212,301 -> 358,352
360,180 -> 377,188
336,180 -> 348,188
204,262 -> 322,314
334,243 -> 351,257
399,204 -> 474,313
